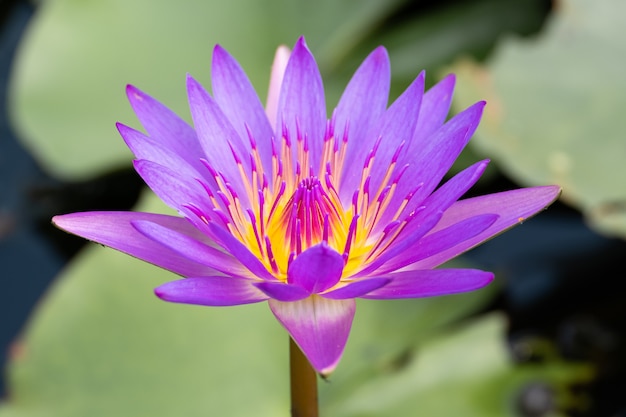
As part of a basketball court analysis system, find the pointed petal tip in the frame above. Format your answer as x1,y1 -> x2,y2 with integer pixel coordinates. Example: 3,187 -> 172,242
440,73 -> 456,86
51,212 -> 84,233
211,44 -> 231,65
534,184 -> 562,206
126,84 -> 146,103
213,43 -> 225,55
269,297 -> 355,375
295,35 -> 307,46
369,45 -> 389,63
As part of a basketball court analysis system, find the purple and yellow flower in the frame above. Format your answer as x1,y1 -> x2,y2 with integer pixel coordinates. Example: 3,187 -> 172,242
53,37 -> 559,375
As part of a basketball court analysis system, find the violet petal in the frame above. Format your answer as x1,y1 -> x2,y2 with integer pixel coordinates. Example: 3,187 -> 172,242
322,278 -> 390,300
378,101 -> 485,232
359,72 -> 425,201
186,74 -> 250,205
276,37 -> 326,173
117,123 -> 207,181
412,185 -> 562,269
211,45 -> 274,174
269,296 -> 355,375
266,45 -> 291,126
132,220 -> 248,277
207,222 -> 276,281
155,277 -> 268,306
377,213 -> 498,275
125,85 -> 203,164
133,159 -> 212,215
255,281 -> 310,302
362,268 -> 494,299
336,46 -> 390,197
52,212 -> 214,277
287,244 -> 344,294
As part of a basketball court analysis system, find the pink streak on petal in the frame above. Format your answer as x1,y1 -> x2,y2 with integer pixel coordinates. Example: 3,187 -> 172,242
207,222 -> 276,281
361,269 -> 494,299
412,186 -> 562,269
255,281 -> 310,302
52,212 -> 215,277
212,45 -> 275,174
125,85 -> 203,164
276,37 -> 326,173
405,101 -> 485,207
155,277 -> 268,306
117,123 -> 208,183
335,46 -> 390,197
413,74 -> 456,145
266,45 -> 291,126
375,104 -> 486,235
132,220 -> 248,277
269,296 -> 355,375
356,72 -> 425,201
322,278 -> 390,300
376,214 -> 498,275
287,243 -> 344,294
186,74 -> 250,205
133,159 -> 212,215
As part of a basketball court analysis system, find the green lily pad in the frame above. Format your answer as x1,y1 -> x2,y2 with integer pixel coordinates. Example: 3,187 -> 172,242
9,0 -> 410,179
448,0 -> 626,238
322,314 -> 592,417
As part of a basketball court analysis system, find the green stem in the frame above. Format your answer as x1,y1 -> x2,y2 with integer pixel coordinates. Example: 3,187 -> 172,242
290,337 -> 319,417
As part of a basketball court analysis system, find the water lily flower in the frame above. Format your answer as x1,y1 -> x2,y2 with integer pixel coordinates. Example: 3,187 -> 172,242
53,37 -> 560,375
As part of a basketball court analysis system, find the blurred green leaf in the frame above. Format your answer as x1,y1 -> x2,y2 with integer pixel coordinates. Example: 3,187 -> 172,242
11,0 -> 549,180
322,314 -> 592,417
447,0 -> 626,238
9,0 -> 407,179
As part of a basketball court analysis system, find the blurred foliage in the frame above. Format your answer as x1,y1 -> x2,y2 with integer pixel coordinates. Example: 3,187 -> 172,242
449,0 -> 626,239
10,0 -> 548,178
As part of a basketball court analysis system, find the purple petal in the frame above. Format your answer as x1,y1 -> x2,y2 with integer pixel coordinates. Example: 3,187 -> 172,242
335,46 -> 390,197
390,159 -> 489,239
412,186 -> 562,269
52,212 -> 215,277
413,74 -> 456,142
322,278 -> 390,300
207,222 -> 276,281
378,101 -> 485,231
131,220 -> 248,277
287,244 -> 344,293
266,45 -> 291,125
276,37 -> 326,174
358,160 -> 489,276
255,281 -> 310,302
340,72 -> 424,203
211,45 -> 274,175
133,159 -> 212,215
269,296 -> 355,375
361,269 -> 494,299
376,214 -> 498,274
155,277 -> 268,306
125,85 -> 203,163
186,75 -> 250,204
117,123 -> 207,181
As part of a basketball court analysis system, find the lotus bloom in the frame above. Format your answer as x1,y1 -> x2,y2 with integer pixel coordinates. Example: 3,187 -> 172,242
53,37 -> 559,375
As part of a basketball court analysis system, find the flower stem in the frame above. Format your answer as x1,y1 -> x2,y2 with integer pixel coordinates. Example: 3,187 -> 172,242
290,337 -> 319,417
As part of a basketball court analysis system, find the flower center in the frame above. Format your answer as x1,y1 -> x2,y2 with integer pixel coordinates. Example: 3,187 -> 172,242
277,176 -> 343,255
